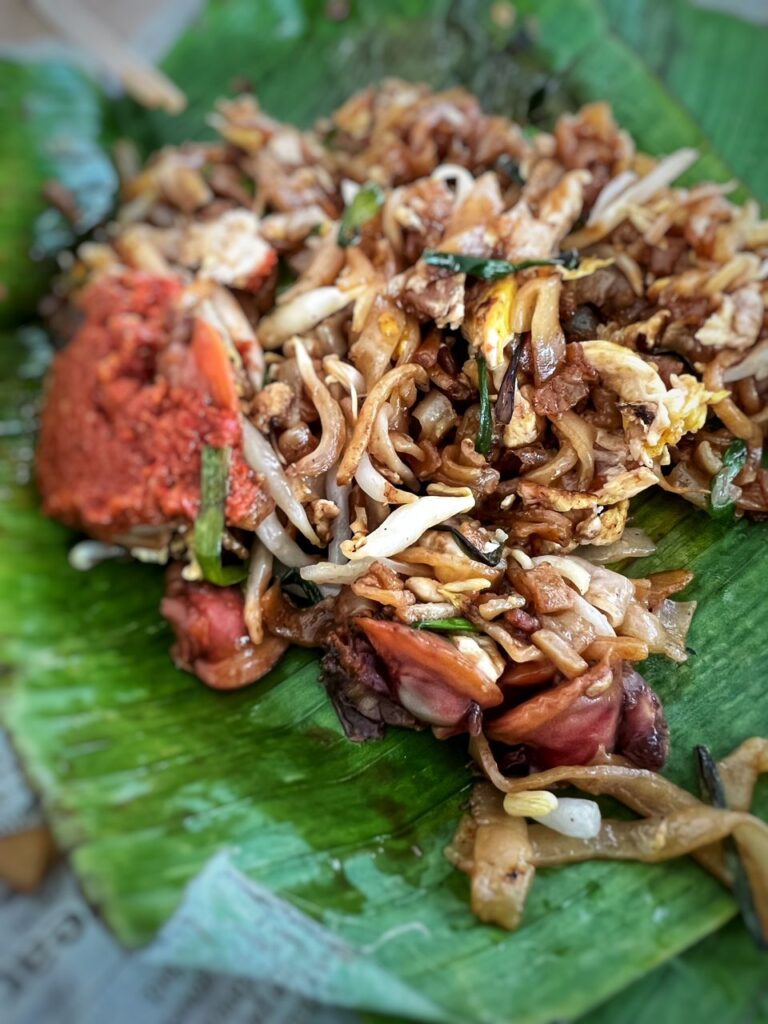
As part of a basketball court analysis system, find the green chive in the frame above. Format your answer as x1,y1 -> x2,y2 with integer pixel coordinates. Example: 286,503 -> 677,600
280,567 -> 323,607
422,249 -> 580,280
475,354 -> 492,457
696,745 -> 766,948
193,445 -> 248,586
709,439 -> 748,520
338,182 -> 385,248
414,618 -> 478,634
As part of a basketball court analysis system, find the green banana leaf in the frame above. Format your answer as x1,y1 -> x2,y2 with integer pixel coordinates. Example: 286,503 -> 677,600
0,61 -> 116,327
2,1 -> 768,1022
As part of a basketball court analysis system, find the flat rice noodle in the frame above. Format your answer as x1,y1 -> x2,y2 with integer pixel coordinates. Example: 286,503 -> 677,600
495,761 -> 726,879
445,783 -> 535,931
521,443 -> 579,485
703,352 -> 763,447
337,364 -> 428,485
527,809 -> 765,865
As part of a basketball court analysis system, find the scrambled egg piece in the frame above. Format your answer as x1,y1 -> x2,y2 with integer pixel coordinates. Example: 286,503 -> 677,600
463,278 -> 517,371
581,340 -> 725,465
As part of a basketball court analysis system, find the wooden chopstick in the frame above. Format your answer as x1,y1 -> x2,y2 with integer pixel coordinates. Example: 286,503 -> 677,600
30,0 -> 187,113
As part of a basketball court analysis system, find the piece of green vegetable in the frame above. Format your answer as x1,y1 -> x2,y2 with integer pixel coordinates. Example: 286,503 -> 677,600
475,353 -> 493,457
414,617 -> 479,633
280,567 -> 323,607
423,248 -> 580,280
193,445 -> 248,586
337,182 -> 385,247
695,745 -> 766,949
709,439 -> 748,520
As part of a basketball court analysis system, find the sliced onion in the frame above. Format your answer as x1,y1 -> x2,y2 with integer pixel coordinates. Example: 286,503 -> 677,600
355,451 -> 417,505
342,492 -> 475,561
257,287 -> 357,348
241,419 -> 321,545
255,512 -> 315,568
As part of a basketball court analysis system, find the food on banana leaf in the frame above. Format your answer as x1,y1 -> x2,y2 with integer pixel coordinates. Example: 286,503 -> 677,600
35,82 -> 768,929
448,738 -> 768,940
